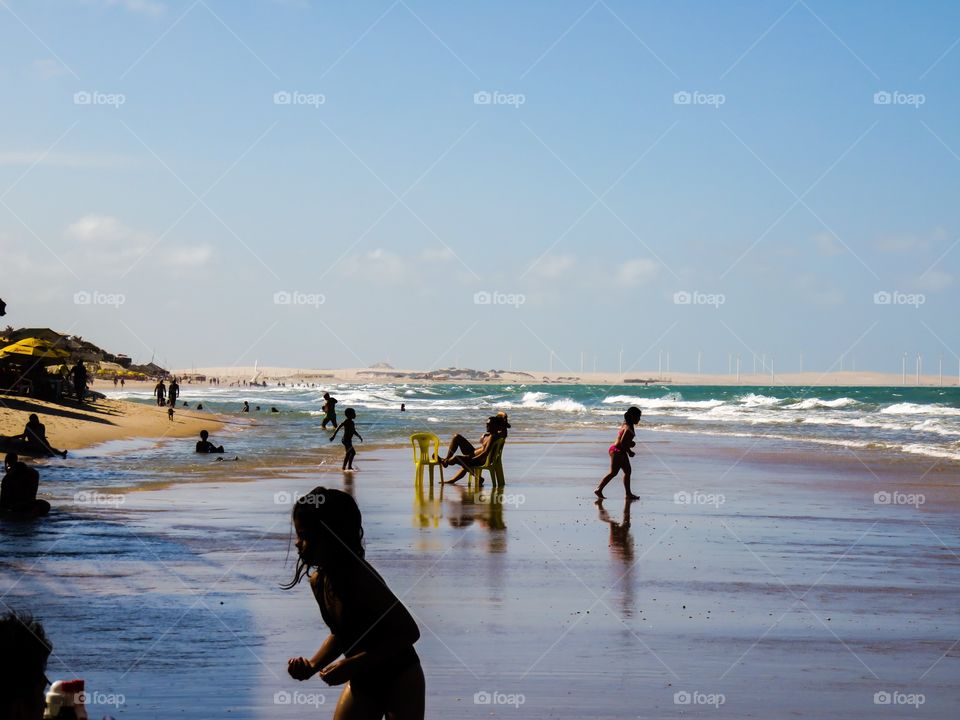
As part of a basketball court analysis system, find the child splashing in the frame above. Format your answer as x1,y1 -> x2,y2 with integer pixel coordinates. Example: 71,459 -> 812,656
595,406 -> 643,500
285,488 -> 425,719
330,408 -> 362,471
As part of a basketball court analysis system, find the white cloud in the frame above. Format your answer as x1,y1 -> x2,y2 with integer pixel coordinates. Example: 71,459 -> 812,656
812,231 -> 844,256
83,0 -> 166,16
616,258 -> 659,286
420,246 -> 455,262
0,152 -> 133,169
32,59 -> 69,78
529,253 -> 575,278
62,214 -> 211,270
161,245 -> 214,268
915,269 -> 953,292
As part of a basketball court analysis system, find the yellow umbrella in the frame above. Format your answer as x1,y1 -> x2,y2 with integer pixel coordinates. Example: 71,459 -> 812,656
0,337 -> 72,364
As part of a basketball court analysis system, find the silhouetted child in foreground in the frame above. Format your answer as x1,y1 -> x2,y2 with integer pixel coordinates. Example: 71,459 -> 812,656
330,408 -> 362,471
595,406 -> 642,500
285,487 -> 425,719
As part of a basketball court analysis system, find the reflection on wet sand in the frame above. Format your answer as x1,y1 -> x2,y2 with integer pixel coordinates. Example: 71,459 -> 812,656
596,498 -> 635,618
412,479 -> 507,533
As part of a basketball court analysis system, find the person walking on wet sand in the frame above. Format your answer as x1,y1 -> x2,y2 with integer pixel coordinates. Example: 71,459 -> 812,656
321,392 -> 338,430
168,377 -> 180,407
330,408 -> 362,471
154,379 -> 166,407
595,407 -> 642,500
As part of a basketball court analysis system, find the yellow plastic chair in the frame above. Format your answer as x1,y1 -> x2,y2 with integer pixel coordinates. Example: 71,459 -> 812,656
411,432 -> 444,483
468,437 -> 506,487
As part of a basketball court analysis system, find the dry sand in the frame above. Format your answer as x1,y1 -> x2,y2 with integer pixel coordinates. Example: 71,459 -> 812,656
0,391 -> 225,452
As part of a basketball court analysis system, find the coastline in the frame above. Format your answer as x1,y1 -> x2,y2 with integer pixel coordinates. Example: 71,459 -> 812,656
174,366 -> 960,387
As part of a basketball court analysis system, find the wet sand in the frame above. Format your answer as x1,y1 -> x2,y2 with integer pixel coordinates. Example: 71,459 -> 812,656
2,428 -> 958,718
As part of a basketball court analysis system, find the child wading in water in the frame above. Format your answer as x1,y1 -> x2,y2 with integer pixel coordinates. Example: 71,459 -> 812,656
285,487 -> 425,719
330,408 -> 362,471
595,406 -> 642,500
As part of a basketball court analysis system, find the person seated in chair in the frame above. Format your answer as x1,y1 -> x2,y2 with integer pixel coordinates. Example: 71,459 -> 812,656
1,453 -> 50,518
195,429 -> 225,454
441,416 -> 505,484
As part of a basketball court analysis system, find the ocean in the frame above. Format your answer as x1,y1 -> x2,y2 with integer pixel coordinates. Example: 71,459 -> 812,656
109,383 -> 960,464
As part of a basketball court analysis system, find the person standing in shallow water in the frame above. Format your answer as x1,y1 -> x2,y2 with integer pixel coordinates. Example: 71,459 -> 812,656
595,407 -> 642,500
330,408 -> 362,471
321,392 -> 338,430
285,488 -> 425,719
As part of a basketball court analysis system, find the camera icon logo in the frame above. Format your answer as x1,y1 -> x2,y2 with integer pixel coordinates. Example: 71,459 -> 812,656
73,291 -> 92,305
873,491 -> 891,505
873,91 -> 892,105
674,691 -> 692,704
274,691 -> 292,705
673,491 -> 691,505
673,290 -> 692,304
274,291 -> 292,305
474,291 -> 492,305
473,91 -> 492,105
273,91 -> 292,105
274,491 -> 293,505
473,691 -> 492,705
874,691 -> 892,705
873,291 -> 891,304
73,91 -> 92,105
673,91 -> 692,105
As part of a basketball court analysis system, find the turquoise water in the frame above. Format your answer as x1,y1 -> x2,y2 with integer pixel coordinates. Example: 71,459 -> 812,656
111,383 -> 960,463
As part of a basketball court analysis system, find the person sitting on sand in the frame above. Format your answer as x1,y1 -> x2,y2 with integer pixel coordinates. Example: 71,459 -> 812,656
320,392 -> 338,430
0,454 -> 50,517
330,408 -> 362,471
441,416 -> 505,484
195,430 -> 224,454
284,487 -> 425,718
10,415 -> 67,458
595,407 -> 642,500
0,610 -> 52,720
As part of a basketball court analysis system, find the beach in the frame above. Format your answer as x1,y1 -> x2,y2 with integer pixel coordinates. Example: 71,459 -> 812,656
2,388 -> 958,718
0,390 -> 225,453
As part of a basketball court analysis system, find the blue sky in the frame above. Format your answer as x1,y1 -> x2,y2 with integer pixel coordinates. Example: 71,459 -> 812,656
1,0 -> 958,375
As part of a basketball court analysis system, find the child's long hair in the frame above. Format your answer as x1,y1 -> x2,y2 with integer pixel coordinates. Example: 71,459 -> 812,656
624,406 -> 642,424
282,486 -> 365,590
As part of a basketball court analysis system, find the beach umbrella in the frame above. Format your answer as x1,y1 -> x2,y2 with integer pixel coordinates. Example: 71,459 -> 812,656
0,337 -> 72,364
